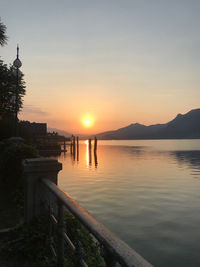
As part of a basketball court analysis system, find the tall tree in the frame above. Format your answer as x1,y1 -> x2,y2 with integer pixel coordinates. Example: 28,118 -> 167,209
0,19 -> 26,138
0,60 -> 26,118
0,60 -> 26,139
0,18 -> 8,46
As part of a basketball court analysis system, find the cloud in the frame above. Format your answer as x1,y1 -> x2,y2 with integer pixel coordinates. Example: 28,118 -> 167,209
22,105 -> 49,116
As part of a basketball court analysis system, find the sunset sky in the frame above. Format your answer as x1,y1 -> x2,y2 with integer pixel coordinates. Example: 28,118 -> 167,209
1,0 -> 200,134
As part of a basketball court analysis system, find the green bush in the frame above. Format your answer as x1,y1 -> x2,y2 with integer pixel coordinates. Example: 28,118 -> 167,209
0,213 -> 105,267
0,217 -> 56,267
0,116 -> 14,140
63,212 -> 105,266
0,138 -> 39,187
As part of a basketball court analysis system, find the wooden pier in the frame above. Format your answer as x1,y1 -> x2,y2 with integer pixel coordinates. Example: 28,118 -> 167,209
34,134 -> 70,155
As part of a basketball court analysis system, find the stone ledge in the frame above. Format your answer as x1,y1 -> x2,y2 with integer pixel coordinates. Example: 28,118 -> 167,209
22,158 -> 62,173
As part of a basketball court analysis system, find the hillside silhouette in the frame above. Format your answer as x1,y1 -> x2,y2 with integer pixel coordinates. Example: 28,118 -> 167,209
96,109 -> 200,140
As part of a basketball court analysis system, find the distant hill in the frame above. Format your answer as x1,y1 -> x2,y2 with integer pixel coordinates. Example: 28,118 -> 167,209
96,109 -> 200,140
48,128 -> 71,137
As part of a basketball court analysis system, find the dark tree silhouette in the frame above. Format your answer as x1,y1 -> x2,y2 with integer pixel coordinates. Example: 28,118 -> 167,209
0,18 -> 8,46
0,18 -> 26,139
0,60 -> 26,117
0,60 -> 26,139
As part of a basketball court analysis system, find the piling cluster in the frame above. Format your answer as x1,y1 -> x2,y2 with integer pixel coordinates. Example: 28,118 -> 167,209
70,136 -> 98,166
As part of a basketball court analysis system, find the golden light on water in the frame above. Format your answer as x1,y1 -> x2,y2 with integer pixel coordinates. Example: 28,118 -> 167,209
85,140 -> 93,167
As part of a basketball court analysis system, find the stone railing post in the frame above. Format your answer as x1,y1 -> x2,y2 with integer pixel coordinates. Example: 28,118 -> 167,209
22,158 -> 62,223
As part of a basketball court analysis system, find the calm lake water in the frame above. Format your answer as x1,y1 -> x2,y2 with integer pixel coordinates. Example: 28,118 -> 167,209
56,140 -> 200,267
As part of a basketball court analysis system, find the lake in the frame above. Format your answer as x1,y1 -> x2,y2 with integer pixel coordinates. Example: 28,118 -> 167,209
56,140 -> 200,267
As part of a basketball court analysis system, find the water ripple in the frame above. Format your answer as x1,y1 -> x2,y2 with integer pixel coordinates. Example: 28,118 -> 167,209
58,140 -> 200,267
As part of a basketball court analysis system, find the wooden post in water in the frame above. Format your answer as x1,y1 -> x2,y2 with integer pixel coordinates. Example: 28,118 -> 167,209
63,139 -> 66,152
73,136 -> 76,160
94,136 -> 98,167
89,138 -> 92,151
70,137 -> 73,154
76,136 -> 79,161
89,139 -> 92,165
94,136 -> 97,152
94,150 -> 98,168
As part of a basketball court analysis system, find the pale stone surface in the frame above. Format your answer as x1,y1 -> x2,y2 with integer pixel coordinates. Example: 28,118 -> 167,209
22,158 -> 62,222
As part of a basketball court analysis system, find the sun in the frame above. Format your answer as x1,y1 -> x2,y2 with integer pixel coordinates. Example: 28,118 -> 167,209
85,119 -> 91,126
82,115 -> 94,128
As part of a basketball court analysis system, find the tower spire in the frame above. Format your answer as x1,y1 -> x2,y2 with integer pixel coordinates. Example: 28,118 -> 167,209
17,44 -> 19,59
13,44 -> 22,68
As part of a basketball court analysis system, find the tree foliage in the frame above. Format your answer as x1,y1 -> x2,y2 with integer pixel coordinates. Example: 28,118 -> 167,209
0,59 -> 26,118
0,139 -> 39,187
0,18 -> 8,46
0,18 -> 26,139
0,61 -> 26,139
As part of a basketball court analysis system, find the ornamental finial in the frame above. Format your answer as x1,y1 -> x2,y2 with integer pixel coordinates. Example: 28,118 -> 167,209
13,44 -> 22,68
17,44 -> 19,59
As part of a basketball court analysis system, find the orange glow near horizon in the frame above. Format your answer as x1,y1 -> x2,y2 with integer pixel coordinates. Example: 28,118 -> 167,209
3,1 -> 200,137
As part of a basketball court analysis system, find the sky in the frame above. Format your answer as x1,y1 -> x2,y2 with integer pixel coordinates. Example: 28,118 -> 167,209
1,0 -> 200,134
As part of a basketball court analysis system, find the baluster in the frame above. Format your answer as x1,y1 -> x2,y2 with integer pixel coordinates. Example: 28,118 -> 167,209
103,247 -> 117,267
75,241 -> 86,267
48,204 -> 52,246
57,201 -> 64,267
48,205 -> 56,257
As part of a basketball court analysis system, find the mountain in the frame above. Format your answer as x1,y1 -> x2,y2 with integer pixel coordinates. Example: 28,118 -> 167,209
96,109 -> 200,140
48,128 -> 71,137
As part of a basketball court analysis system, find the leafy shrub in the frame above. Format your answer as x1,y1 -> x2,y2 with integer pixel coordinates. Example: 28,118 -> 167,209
0,138 -> 39,187
0,213 -> 105,267
63,212 -> 105,266
0,217 -> 56,266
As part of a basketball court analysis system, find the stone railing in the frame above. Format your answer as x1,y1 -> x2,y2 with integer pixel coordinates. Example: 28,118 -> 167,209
23,158 -> 153,267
